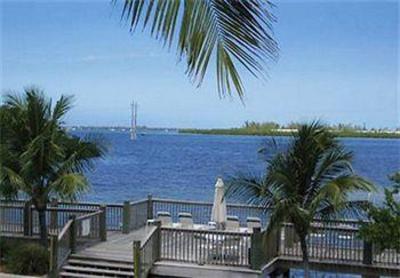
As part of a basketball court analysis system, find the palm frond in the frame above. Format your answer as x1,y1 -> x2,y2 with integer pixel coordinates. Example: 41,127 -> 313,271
304,148 -> 354,206
52,95 -> 74,123
25,88 -> 52,135
226,175 -> 266,205
50,173 -> 89,201
59,134 -> 108,174
310,175 -> 374,218
0,167 -> 25,198
317,199 -> 370,220
318,175 -> 375,197
313,148 -> 353,184
3,93 -> 26,109
116,0 -> 278,98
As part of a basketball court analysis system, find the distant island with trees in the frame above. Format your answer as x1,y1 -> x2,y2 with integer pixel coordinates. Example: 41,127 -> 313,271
66,122 -> 400,139
179,121 -> 400,139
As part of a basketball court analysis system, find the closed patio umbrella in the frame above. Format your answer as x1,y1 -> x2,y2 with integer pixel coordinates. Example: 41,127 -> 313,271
211,178 -> 227,230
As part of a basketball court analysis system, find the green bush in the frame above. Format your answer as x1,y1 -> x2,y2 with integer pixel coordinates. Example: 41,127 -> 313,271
5,243 -> 49,275
0,238 -> 11,259
359,173 -> 400,252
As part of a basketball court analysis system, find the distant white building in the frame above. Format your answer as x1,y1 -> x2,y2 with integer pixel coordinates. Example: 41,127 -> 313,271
273,128 -> 298,133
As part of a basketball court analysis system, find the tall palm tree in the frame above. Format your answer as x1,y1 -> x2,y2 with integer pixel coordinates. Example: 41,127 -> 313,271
115,0 -> 279,98
227,122 -> 374,277
0,88 -> 106,247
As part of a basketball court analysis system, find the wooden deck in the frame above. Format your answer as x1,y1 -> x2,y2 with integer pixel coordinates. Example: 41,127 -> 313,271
262,256 -> 400,277
71,225 -> 261,278
70,225 -> 400,278
2,198 -> 400,277
75,227 -> 148,262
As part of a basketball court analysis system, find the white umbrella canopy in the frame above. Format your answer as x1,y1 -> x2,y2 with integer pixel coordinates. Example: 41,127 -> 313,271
211,178 -> 227,229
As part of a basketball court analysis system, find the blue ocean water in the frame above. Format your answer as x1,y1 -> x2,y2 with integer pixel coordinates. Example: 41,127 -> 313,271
76,131 -> 400,204
75,131 -> 398,278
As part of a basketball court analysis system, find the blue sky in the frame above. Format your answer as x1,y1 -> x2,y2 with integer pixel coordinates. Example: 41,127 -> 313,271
1,0 -> 398,128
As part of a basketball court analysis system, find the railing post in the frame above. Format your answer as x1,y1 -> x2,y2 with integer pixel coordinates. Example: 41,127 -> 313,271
69,215 -> 77,253
122,201 -> 131,234
133,240 -> 141,278
100,205 -> 107,241
23,200 -> 32,236
154,220 -> 162,260
276,225 -> 282,256
49,233 -> 58,278
49,198 -> 58,233
363,241 -> 373,265
147,194 -> 153,220
250,227 -> 263,270
265,225 -> 281,261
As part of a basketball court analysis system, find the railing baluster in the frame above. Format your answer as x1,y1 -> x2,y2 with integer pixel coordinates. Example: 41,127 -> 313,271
2,198 -> 400,272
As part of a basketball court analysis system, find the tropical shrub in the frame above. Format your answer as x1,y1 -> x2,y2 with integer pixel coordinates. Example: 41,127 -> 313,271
5,242 -> 49,275
359,172 -> 400,251
0,238 -> 11,259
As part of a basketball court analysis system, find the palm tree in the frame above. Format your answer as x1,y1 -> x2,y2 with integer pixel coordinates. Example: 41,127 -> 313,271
0,88 -> 106,247
115,0 -> 279,98
359,172 -> 400,252
227,122 -> 374,277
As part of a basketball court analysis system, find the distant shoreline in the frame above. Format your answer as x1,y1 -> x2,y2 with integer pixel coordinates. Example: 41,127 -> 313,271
179,128 -> 400,139
66,126 -> 400,139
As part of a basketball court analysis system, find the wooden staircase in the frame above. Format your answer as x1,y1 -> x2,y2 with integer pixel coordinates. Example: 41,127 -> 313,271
59,254 -> 135,278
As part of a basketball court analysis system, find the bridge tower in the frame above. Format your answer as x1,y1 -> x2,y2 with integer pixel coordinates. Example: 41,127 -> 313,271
130,101 -> 138,140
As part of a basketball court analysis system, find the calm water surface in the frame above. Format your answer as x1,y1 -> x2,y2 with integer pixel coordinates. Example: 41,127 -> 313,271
77,131 -> 398,278
77,132 -> 400,203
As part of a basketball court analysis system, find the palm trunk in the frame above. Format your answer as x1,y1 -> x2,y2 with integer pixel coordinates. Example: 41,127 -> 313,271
300,237 -> 310,278
37,208 -> 48,248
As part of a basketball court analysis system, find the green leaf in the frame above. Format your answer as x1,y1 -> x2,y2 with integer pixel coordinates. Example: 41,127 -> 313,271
116,0 -> 278,98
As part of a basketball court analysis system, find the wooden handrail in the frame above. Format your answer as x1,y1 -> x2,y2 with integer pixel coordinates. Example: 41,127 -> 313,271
161,226 -> 252,236
282,222 -> 360,232
0,204 -> 25,208
46,207 -> 96,213
152,197 -> 264,209
57,220 -> 73,241
152,198 -> 213,206
312,218 -> 367,225
129,199 -> 148,205
105,204 -> 123,208
140,226 -> 158,249
75,210 -> 103,221
0,199 -> 25,203
134,221 -> 161,278
59,201 -> 120,207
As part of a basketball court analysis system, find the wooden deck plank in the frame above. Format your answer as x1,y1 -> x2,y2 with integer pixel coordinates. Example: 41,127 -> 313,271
68,258 -> 134,270
73,226 -> 148,262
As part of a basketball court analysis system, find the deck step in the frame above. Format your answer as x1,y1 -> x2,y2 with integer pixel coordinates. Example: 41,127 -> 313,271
68,258 -> 134,271
62,265 -> 134,276
70,253 -> 132,263
59,271 -> 116,278
61,253 -> 135,278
